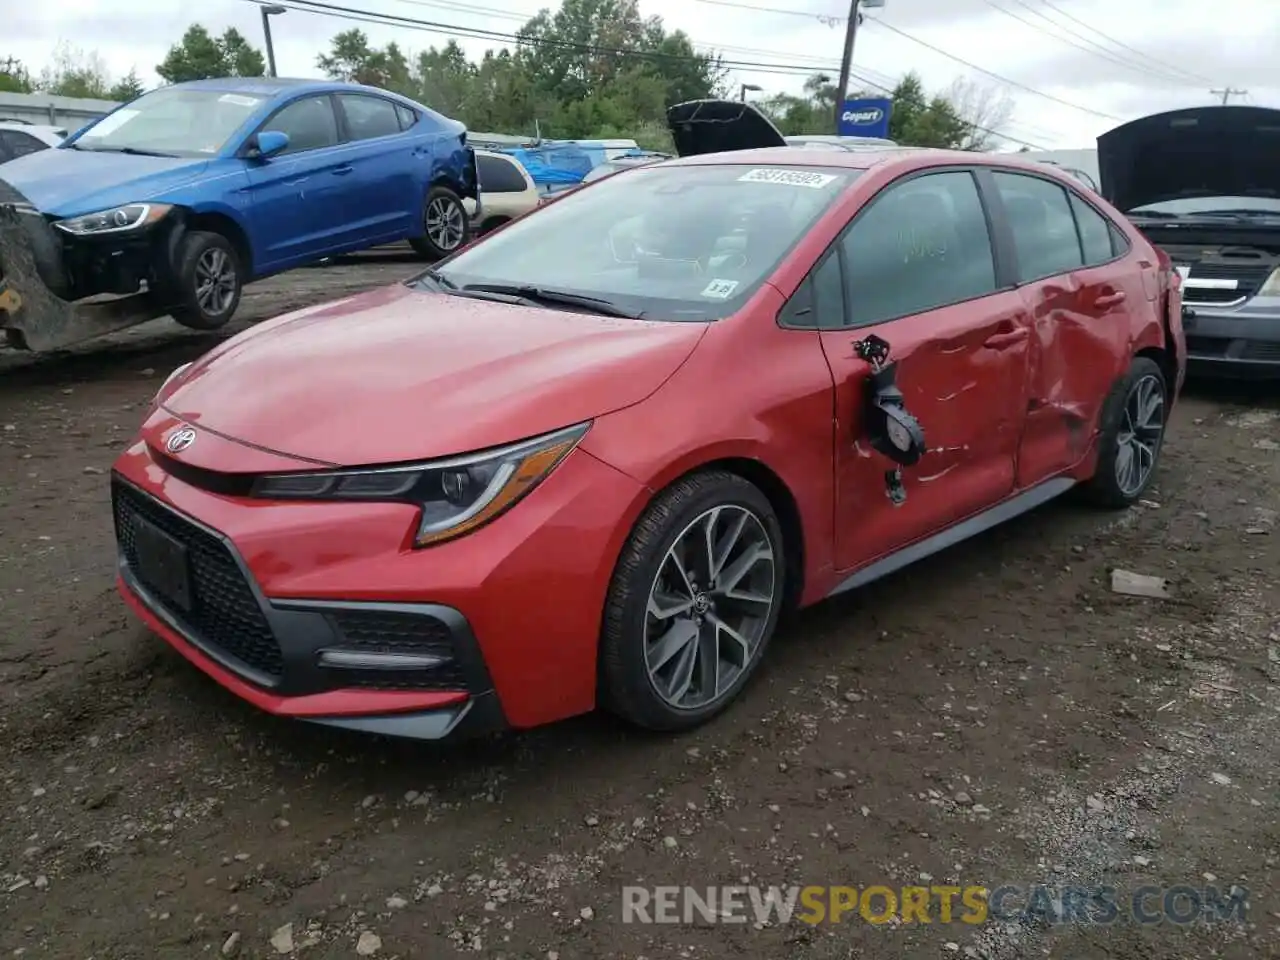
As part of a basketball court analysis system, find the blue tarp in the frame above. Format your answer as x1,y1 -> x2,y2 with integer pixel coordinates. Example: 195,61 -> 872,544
501,144 -> 594,186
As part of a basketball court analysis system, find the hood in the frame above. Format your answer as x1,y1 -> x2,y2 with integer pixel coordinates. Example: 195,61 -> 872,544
1097,106 -> 1280,213
666,99 -> 788,157
0,147 -> 213,216
161,282 -> 706,466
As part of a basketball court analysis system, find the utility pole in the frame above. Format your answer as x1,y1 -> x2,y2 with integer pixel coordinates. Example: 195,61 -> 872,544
260,5 -> 288,78
833,0 -> 862,134
1210,87 -> 1247,104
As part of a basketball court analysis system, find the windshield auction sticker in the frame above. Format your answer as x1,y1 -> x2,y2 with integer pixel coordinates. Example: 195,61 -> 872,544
738,168 -> 837,189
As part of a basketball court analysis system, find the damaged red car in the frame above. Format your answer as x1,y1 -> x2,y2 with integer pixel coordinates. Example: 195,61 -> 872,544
112,101 -> 1186,741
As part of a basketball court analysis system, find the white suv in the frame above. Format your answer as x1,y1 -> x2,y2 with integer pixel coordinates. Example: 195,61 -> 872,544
463,150 -> 541,236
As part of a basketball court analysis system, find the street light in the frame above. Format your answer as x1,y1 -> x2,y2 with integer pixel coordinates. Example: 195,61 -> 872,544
260,4 -> 287,78
740,83 -> 762,102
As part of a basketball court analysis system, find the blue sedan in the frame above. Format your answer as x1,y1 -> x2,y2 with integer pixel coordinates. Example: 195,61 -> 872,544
0,77 -> 479,334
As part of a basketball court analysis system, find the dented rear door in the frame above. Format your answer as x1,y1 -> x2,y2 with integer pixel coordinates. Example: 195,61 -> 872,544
986,171 -> 1134,487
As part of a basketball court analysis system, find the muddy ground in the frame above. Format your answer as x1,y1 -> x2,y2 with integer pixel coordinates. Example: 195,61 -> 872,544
1,258 -> 1278,960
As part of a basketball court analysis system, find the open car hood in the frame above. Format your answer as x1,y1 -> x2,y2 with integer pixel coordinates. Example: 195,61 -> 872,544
1097,106 -> 1280,213
666,99 -> 788,157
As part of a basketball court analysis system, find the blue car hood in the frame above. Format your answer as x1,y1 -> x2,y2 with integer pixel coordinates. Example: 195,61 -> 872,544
0,148 -> 214,217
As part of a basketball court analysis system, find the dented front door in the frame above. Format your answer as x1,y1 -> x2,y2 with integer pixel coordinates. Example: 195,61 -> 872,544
819,290 -> 1032,573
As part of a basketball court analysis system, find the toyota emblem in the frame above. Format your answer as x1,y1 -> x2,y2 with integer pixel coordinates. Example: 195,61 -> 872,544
166,426 -> 197,454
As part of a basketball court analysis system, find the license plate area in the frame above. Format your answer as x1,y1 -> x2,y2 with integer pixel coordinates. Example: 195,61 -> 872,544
130,511 -> 192,612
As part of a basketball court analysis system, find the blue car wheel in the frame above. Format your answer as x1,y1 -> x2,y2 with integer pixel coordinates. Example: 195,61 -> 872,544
410,185 -> 471,260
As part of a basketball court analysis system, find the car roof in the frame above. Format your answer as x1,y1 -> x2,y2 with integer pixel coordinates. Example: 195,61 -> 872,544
665,145 -> 1097,183
170,77 -> 405,102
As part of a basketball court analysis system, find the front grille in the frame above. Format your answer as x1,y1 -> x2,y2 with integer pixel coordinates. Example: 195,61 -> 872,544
325,608 -> 465,690
113,479 -> 284,679
1241,341 -> 1280,361
1186,335 -> 1230,357
1182,262 -> 1271,304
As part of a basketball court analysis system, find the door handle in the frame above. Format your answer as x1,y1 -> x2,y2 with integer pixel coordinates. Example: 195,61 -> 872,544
1094,291 -> 1126,308
983,328 -> 1029,350
332,165 -> 354,176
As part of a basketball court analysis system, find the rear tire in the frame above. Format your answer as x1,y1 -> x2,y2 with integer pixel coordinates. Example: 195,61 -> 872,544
1080,356 -> 1168,509
409,185 -> 471,259
599,471 -> 785,732
169,231 -> 242,331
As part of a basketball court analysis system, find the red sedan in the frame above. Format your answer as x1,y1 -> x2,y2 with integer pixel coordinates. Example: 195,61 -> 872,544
112,107 -> 1185,740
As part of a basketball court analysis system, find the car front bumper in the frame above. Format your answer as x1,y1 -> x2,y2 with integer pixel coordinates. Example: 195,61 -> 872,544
1181,300 -> 1280,378
109,435 -> 645,740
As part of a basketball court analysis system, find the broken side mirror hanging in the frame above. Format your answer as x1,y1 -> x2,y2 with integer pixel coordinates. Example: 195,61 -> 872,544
854,334 -> 926,467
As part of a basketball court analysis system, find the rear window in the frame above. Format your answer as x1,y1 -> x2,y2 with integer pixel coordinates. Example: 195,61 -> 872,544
477,154 -> 529,193
433,163 -> 859,322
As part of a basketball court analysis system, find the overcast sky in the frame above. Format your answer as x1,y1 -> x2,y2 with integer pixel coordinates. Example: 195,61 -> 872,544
6,0 -> 1277,149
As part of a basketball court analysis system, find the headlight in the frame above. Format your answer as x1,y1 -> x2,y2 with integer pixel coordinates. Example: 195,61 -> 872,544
250,422 -> 590,547
1258,268 -> 1280,297
54,203 -> 172,236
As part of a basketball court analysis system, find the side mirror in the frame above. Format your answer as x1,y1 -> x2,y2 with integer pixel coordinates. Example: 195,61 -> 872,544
250,130 -> 290,160
854,335 -> 926,467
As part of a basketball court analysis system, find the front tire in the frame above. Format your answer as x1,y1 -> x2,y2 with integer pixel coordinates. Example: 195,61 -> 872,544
409,186 -> 471,259
600,471 -> 785,732
169,231 -> 242,331
1081,356 -> 1168,508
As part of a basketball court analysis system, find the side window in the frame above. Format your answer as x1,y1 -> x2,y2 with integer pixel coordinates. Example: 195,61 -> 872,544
395,104 -> 418,130
338,95 -> 401,141
777,253 -> 845,329
840,170 -> 997,327
1068,193 -> 1116,266
2,131 -> 48,158
992,171 -> 1083,281
264,96 -> 339,154
1109,223 -> 1131,258
477,155 -> 528,193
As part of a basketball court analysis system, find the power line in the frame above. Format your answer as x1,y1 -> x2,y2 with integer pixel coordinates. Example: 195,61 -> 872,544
980,0 -> 1196,86
689,0 -> 847,25
862,15 -> 1123,121
373,0 -> 858,73
243,0 -> 1060,149
1030,0 -> 1213,85
246,0 -> 824,76
1210,87 -> 1247,104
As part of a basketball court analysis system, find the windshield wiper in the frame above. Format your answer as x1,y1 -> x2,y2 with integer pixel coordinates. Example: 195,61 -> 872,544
83,146 -> 179,158
458,283 -> 643,318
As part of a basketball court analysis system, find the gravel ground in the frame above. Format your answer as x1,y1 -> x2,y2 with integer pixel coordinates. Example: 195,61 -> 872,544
1,258 -> 1278,959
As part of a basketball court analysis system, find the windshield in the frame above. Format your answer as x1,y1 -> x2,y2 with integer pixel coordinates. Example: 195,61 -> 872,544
426,163 -> 858,321
71,87 -> 265,158
1130,196 -> 1280,218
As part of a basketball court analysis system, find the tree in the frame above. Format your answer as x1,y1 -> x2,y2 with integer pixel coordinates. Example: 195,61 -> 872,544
317,29 -> 413,92
0,57 -> 34,93
314,0 -> 721,141
157,24 -> 266,84
36,43 -> 113,99
107,70 -> 146,103
945,77 -> 1014,151
759,70 -> 1005,151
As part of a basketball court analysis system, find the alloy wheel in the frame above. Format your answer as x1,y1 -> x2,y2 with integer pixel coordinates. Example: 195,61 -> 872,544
1114,373 -> 1165,497
425,196 -> 465,251
194,248 -> 237,317
644,505 -> 777,711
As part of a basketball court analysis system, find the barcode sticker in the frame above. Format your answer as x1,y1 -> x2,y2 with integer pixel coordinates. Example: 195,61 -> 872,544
738,168 -> 837,189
